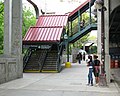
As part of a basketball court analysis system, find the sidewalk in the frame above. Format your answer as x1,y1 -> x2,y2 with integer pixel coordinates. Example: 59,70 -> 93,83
0,61 -> 119,96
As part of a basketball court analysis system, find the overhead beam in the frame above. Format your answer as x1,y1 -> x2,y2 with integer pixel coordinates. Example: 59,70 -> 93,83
27,0 -> 39,19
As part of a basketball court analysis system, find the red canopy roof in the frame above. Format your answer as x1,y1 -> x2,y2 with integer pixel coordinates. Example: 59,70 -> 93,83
36,15 -> 68,27
23,15 -> 68,44
23,26 -> 63,43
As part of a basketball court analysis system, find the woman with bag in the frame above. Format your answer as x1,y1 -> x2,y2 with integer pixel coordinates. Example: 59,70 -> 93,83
93,55 -> 100,86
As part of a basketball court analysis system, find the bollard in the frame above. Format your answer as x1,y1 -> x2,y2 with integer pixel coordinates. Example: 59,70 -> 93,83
65,62 -> 71,68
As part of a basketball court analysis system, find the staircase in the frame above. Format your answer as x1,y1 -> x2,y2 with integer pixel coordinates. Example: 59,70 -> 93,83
23,49 -> 47,72
41,50 -> 58,72
23,44 -> 64,73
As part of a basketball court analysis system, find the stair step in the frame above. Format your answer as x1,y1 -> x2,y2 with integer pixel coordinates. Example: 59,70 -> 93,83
41,70 -> 58,73
24,70 -> 40,73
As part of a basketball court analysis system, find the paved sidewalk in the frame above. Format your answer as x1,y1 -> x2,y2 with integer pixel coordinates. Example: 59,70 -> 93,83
0,61 -> 119,96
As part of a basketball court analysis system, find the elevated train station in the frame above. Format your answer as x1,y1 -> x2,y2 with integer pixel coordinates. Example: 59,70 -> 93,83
0,0 -> 120,87
23,0 -> 96,73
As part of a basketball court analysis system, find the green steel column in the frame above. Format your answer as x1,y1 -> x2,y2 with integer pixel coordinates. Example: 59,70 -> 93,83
89,0 -> 92,24
71,21 -> 73,36
78,10 -> 81,32
71,21 -> 75,47
67,22 -> 69,62
70,21 -> 72,52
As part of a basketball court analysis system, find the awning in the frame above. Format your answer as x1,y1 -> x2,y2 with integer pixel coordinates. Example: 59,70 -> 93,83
23,26 -> 63,44
23,15 -> 68,44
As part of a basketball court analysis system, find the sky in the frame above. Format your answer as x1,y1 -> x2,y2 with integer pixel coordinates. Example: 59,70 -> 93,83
23,0 -> 87,15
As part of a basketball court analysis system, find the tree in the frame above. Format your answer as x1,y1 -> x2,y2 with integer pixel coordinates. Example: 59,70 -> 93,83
0,1 -> 4,54
22,6 -> 36,37
0,3 -> 36,54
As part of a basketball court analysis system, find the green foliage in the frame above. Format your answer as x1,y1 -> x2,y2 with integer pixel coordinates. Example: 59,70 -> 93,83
0,4 -> 36,54
69,12 -> 96,54
90,46 -> 97,54
0,1 -> 4,54
22,6 -> 36,37
88,35 -> 96,40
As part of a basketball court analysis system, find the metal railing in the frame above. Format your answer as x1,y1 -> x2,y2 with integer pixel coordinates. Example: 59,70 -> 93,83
69,20 -> 96,37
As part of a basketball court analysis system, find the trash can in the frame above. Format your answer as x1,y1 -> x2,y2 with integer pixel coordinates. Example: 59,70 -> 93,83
65,62 -> 71,68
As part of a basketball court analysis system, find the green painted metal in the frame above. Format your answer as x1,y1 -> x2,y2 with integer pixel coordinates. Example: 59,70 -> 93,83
78,10 -> 81,32
89,1 -> 92,24
67,21 -> 69,62
68,23 -> 97,43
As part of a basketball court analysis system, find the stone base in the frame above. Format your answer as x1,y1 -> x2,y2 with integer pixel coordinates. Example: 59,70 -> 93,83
0,55 -> 23,84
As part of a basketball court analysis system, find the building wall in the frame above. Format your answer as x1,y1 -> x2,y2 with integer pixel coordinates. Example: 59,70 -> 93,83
110,0 -> 120,13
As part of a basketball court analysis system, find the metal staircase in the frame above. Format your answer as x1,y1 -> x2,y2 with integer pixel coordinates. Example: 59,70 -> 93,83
68,23 -> 97,43
23,44 -> 64,73
23,48 -> 48,72
41,50 -> 58,72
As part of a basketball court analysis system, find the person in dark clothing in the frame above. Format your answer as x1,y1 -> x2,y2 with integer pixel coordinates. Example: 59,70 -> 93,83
93,55 -> 101,86
76,53 -> 82,64
86,55 -> 94,86
80,19 -> 85,29
83,52 -> 85,61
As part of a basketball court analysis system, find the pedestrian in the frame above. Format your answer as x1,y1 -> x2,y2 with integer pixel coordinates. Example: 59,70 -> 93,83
83,52 -> 85,61
76,53 -> 82,64
92,55 -> 100,86
80,19 -> 85,29
86,55 -> 94,86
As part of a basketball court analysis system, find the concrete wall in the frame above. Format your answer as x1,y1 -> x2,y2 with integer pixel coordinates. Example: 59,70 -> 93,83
0,0 -> 23,84
0,57 -> 17,84
110,0 -> 120,13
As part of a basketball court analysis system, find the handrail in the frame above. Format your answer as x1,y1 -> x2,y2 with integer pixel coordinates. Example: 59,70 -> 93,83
69,20 -> 96,36
69,23 -> 97,43
23,48 -> 32,70
40,45 -> 52,71
40,49 -> 48,71
56,42 -> 63,72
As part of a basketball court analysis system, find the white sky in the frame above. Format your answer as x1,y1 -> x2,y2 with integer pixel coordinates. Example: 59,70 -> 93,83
22,0 -> 87,15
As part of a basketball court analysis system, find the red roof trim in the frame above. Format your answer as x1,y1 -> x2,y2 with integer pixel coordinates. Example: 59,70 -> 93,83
69,0 -> 89,17
30,26 -> 63,28
38,14 -> 68,17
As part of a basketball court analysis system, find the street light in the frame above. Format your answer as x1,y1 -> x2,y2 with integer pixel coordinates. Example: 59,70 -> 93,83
94,0 -> 107,74
64,34 -> 68,40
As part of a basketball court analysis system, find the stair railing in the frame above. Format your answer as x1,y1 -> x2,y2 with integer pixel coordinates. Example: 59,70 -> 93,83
23,48 -> 32,70
56,42 -> 64,72
40,45 -> 52,71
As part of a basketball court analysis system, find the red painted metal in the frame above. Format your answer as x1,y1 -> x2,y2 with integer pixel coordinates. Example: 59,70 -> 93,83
69,0 -> 89,17
36,15 -> 68,27
23,15 -> 68,43
23,26 -> 63,43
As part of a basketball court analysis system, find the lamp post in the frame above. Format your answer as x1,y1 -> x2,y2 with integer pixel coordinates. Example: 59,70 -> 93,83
94,0 -> 107,86
64,33 -> 69,62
